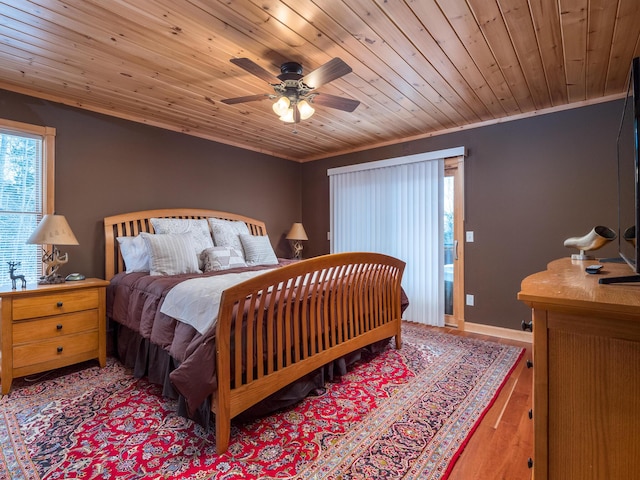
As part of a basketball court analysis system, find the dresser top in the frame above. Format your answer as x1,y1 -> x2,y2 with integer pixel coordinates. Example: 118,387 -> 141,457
518,257 -> 640,317
0,277 -> 109,297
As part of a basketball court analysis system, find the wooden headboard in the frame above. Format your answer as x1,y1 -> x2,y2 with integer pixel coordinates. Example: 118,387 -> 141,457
104,208 -> 267,281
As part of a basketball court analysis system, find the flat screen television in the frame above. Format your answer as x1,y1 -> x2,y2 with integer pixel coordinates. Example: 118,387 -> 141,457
600,56 -> 640,284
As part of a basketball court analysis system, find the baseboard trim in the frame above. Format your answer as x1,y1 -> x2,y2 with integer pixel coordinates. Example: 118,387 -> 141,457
463,322 -> 532,343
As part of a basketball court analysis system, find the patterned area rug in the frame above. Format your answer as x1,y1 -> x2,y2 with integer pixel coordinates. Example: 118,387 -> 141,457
0,323 -> 523,480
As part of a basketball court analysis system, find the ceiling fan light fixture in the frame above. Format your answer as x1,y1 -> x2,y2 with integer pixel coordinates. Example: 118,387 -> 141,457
272,96 -> 290,117
298,100 -> 315,120
279,108 -> 295,123
223,57 -> 359,124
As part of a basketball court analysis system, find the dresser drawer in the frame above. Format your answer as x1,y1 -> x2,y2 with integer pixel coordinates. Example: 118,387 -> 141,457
13,310 -> 99,344
12,288 -> 99,320
13,331 -> 99,369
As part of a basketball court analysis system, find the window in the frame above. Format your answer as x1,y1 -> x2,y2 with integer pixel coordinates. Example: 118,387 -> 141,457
0,119 -> 55,286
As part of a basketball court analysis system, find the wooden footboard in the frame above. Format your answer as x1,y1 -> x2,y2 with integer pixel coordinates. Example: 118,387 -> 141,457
214,252 -> 405,453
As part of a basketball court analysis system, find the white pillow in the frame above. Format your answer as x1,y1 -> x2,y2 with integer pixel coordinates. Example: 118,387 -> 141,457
201,246 -> 247,272
140,232 -> 200,276
239,234 -> 278,266
208,218 -> 250,256
150,218 -> 214,269
116,235 -> 149,273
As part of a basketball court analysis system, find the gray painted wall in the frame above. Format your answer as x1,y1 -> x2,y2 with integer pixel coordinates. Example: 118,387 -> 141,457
1,88 -> 624,331
301,100 -> 623,330
0,90 -> 302,278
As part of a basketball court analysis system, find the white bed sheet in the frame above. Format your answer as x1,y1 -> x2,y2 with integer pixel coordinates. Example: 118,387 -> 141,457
160,270 -> 269,335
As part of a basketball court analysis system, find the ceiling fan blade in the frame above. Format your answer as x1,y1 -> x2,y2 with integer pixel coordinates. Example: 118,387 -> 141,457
230,58 -> 278,83
311,93 -> 360,112
220,94 -> 271,105
301,58 -> 353,89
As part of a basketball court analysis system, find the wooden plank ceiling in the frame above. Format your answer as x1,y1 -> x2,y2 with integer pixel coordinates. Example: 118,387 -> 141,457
1,0 -> 639,162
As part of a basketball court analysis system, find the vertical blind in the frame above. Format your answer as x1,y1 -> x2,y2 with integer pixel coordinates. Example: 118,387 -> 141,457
328,147 -> 464,326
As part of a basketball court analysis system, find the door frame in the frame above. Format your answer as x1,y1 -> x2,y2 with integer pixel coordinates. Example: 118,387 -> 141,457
445,156 -> 465,328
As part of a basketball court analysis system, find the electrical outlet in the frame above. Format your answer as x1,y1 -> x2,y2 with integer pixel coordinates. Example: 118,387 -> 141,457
466,294 -> 475,306
466,231 -> 474,242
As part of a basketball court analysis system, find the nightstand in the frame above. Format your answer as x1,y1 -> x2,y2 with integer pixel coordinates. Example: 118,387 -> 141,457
0,278 -> 109,395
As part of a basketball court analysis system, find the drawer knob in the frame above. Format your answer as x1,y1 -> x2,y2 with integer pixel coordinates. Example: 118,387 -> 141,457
56,324 -> 63,330
521,320 -> 533,332
527,458 -> 533,469
526,359 -> 533,368
57,346 -> 63,353
528,409 -> 533,419
56,301 -> 63,307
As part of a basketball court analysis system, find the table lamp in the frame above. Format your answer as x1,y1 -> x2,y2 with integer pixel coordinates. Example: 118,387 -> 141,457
286,222 -> 308,260
26,214 -> 79,284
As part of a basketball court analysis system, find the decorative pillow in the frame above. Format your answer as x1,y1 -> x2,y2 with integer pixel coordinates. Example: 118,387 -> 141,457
116,235 -> 149,273
208,218 -> 250,256
239,234 -> 278,266
201,246 -> 247,272
150,218 -> 214,270
140,232 -> 200,276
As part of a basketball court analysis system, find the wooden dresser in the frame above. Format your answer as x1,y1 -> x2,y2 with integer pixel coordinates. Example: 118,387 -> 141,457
0,278 -> 109,394
518,258 -> 640,479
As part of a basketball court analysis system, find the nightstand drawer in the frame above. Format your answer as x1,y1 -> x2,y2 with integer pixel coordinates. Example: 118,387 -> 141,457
13,331 -> 99,369
12,288 -> 99,320
13,310 -> 99,344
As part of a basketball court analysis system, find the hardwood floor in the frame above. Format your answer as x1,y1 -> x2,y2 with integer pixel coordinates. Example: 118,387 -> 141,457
443,327 -> 534,480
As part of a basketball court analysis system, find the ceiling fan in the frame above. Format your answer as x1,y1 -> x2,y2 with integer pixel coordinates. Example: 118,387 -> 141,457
221,57 -> 360,123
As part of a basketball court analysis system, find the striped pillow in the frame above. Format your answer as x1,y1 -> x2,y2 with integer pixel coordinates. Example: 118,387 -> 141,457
150,217 -> 213,270
141,232 -> 200,276
239,234 -> 278,266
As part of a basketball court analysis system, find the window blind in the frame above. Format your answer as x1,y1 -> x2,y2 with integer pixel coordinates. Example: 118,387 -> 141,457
0,131 -> 44,286
328,147 -> 464,326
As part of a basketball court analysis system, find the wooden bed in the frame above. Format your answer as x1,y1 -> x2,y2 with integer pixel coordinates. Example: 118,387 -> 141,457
104,208 -> 406,453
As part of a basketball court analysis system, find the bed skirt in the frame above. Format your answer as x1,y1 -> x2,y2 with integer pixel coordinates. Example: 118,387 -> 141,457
110,320 -> 384,426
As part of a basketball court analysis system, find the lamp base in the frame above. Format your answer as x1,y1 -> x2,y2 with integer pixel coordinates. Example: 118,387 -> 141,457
290,240 -> 303,260
40,246 -> 70,283
38,274 -> 66,285
571,250 -> 594,261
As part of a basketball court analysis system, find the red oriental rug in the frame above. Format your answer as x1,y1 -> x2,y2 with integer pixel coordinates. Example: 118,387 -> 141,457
0,323 -> 523,480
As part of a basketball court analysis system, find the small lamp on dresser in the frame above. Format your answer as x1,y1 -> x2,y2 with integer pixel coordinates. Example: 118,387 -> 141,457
286,222 -> 308,260
26,214 -> 79,284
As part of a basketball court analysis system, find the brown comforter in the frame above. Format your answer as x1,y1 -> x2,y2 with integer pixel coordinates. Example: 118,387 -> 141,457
107,260 -> 408,425
106,261 -> 297,416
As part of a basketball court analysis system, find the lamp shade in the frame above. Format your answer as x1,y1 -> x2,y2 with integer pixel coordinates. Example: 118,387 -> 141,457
279,108 -> 295,123
297,100 -> 315,120
26,214 -> 79,246
286,222 -> 308,241
272,96 -> 290,117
